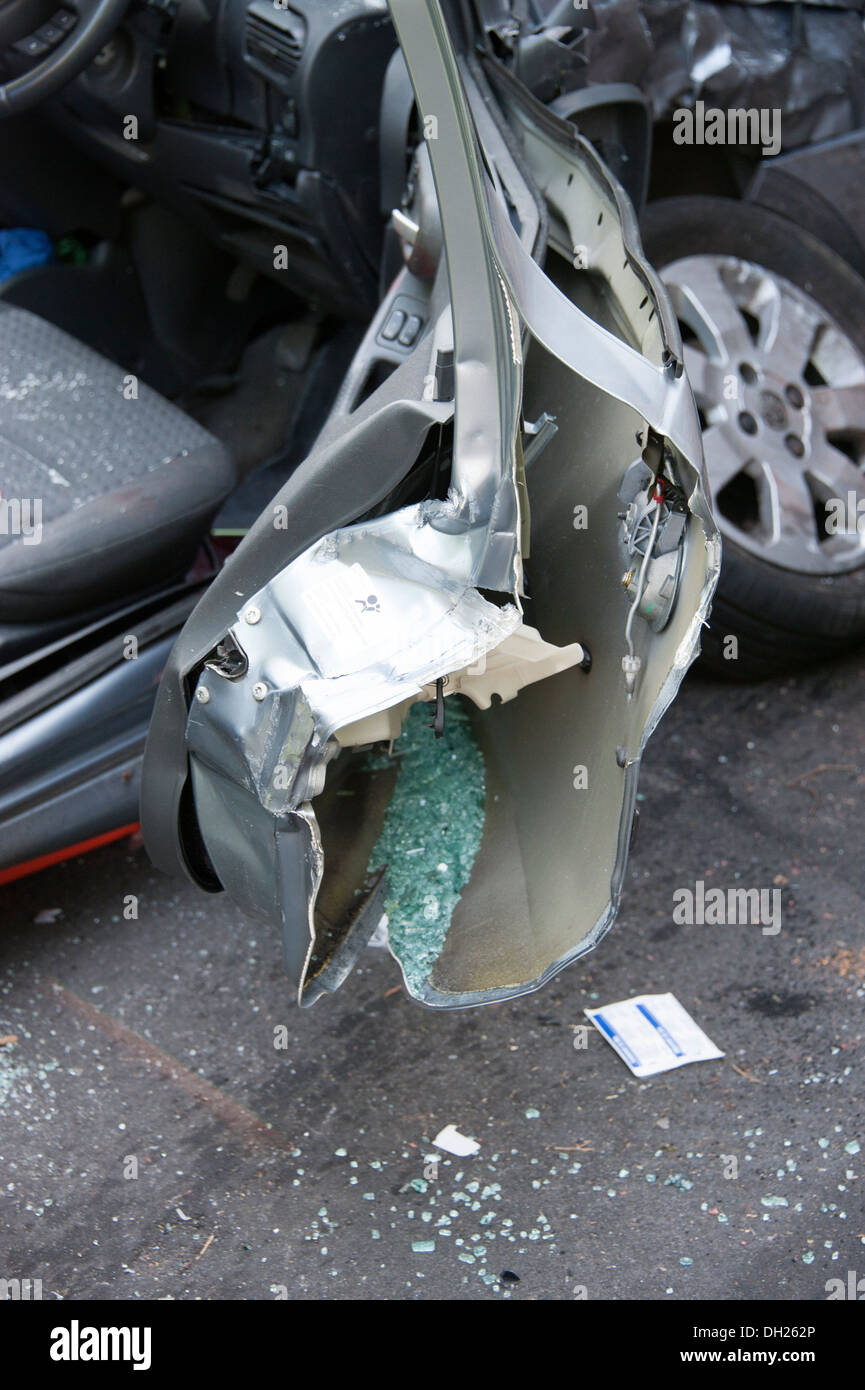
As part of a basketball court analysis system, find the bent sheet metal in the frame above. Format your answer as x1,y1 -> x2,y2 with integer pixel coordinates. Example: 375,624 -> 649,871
148,0 -> 720,1009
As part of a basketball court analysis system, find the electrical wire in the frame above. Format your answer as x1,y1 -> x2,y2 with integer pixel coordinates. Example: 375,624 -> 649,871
624,477 -> 664,663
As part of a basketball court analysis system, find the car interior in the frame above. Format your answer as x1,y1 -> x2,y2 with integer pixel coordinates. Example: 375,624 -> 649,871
0,0 -> 392,663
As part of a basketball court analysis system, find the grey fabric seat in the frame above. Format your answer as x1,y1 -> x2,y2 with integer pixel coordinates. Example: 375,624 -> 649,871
0,304 -> 235,622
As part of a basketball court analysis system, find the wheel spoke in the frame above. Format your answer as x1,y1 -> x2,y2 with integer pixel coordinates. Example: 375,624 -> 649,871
757,280 -> 820,380
681,343 -> 713,400
810,382 -> 865,435
701,423 -> 749,492
806,437 -> 865,504
758,457 -> 819,555
665,259 -> 754,363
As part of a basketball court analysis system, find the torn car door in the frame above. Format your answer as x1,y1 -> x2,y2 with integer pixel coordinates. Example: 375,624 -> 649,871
140,0 -> 719,1009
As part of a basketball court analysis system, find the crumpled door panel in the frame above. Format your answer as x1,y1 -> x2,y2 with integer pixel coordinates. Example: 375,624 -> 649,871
141,0 -> 719,1009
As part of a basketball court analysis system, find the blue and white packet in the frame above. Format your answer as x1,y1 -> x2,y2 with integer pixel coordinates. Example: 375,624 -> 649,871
585,992 -> 724,1077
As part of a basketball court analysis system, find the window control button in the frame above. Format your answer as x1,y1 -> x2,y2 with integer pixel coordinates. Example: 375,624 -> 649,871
13,34 -> 51,57
36,22 -> 66,46
381,308 -> 406,342
52,9 -> 79,30
398,314 -> 423,347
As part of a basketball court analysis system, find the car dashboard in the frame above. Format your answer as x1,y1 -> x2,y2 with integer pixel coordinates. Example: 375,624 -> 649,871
49,0 -> 399,315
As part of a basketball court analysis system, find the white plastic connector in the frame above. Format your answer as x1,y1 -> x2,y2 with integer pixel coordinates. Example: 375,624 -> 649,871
622,653 -> 642,699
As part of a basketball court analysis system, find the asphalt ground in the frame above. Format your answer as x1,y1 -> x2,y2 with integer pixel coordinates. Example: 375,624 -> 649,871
1,654 -> 863,1301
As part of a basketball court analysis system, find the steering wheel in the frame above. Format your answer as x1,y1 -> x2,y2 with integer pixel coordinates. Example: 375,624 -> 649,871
0,0 -> 131,117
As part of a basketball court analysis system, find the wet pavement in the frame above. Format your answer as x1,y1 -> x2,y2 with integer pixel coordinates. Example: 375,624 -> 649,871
1,654 -> 863,1301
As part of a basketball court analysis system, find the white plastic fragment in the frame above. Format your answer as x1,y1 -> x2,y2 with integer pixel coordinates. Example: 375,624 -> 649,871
367,915 -> 390,950
585,993 -> 724,1078
433,1124 -> 480,1157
